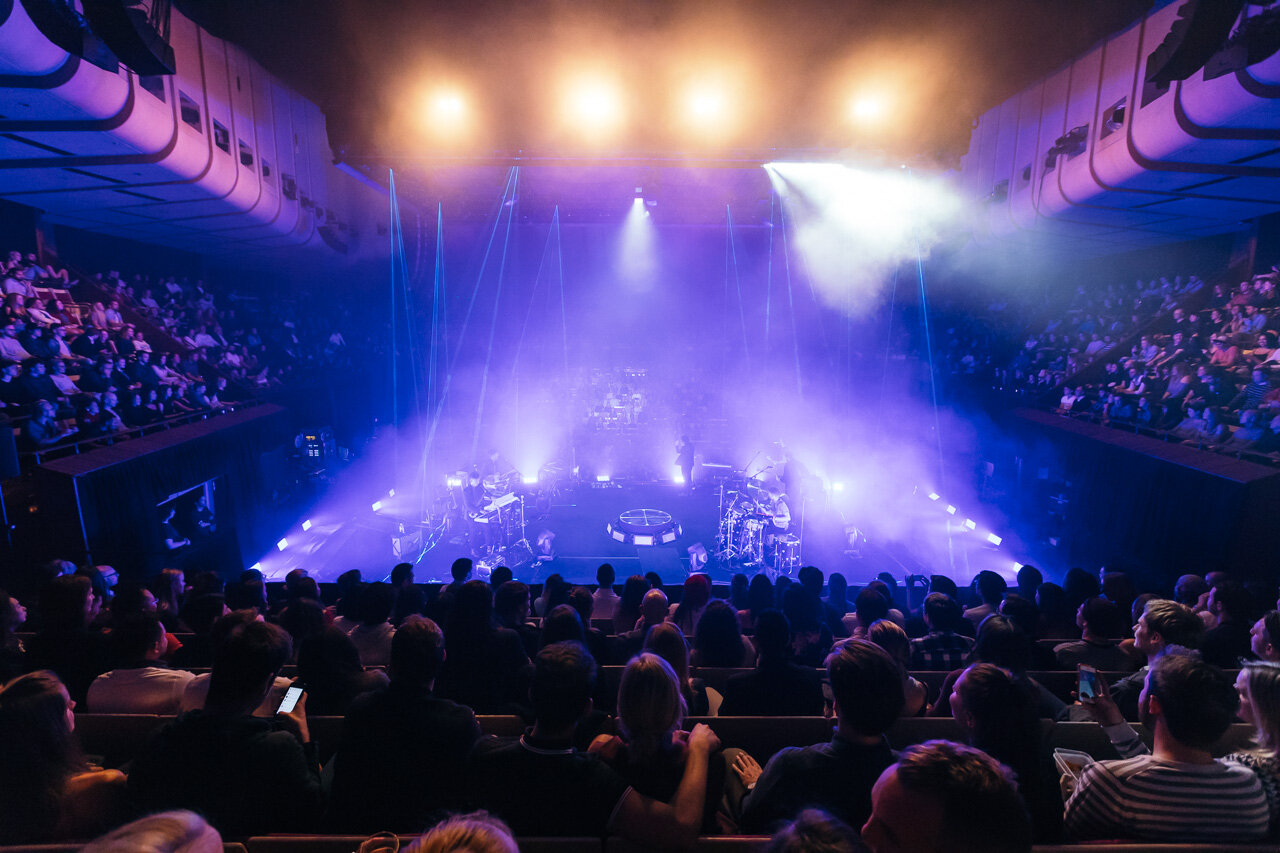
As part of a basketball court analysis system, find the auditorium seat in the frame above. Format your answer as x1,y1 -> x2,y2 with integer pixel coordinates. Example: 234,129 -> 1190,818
245,837 -> 598,852
608,837 -> 769,852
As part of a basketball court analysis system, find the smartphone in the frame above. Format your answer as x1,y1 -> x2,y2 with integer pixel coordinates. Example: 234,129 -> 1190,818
277,685 -> 304,715
1078,664 -> 1099,701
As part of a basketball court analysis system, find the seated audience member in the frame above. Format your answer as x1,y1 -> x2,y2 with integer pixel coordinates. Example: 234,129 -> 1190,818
1082,597 -> 1206,721
79,810 -> 223,853
540,603 -> 586,648
644,621 -> 711,716
1036,582 -> 1078,639
1053,596 -> 1140,671
494,580 -> 539,659
1226,661 -> 1280,835
129,620 -> 324,836
388,562 -> 424,626
22,399 -> 75,450
616,587 -> 670,661
867,619 -> 929,717
569,585 -> 608,661
720,610 -> 824,716
950,663 -> 1061,841
347,581 -> 396,667
930,615 -> 1064,719
670,573 -> 713,635
692,598 -> 755,667
1201,579 -> 1255,668
910,593 -> 975,670
0,671 -> 128,844
467,641 -> 721,846
530,572 -> 568,618
593,562 -> 621,621
296,625 -> 389,716
738,573 -> 775,634
841,586 -> 889,638
331,618 -> 481,832
614,574 -> 650,635
1175,573 -> 1211,608
403,811 -> 518,853
782,583 -> 834,667
26,574 -> 111,705
963,570 -> 1007,626
861,740 -> 1032,853
170,594 -> 227,669
734,639 -> 904,833
1253,611 -> 1280,663
0,589 -> 27,682
180,610 -> 291,714
589,653 -> 726,833
87,613 -> 193,714
437,580 -> 530,714
1064,653 -> 1268,842
763,809 -> 860,853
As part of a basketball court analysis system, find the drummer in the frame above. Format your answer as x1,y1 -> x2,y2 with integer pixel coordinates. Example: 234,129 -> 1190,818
764,484 -> 792,547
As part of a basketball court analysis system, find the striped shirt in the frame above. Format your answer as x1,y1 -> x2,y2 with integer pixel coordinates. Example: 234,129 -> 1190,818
1064,754 -> 1269,842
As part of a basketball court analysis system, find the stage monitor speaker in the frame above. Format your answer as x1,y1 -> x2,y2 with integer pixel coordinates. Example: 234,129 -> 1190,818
81,0 -> 176,76
0,428 -> 19,480
1145,0 -> 1246,86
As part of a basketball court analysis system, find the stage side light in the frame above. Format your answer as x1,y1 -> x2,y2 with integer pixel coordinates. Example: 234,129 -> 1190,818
849,93 -> 887,125
1013,561 -> 1024,571
388,489 -> 396,497
927,492 -> 940,501
986,533 -> 1002,546
302,520 -> 312,532
945,505 -> 957,515
250,562 -> 261,571
563,74 -> 625,140
832,482 -> 845,492
372,501 -> 383,512
276,538 -> 288,552
964,519 -> 977,531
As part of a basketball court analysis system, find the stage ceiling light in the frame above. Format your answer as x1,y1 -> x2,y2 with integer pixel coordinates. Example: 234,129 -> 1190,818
302,520 -> 312,532
562,74 -> 626,141
986,533 -> 1002,546
848,93 -> 887,125
276,538 -> 288,552
421,86 -> 472,140
682,82 -> 729,128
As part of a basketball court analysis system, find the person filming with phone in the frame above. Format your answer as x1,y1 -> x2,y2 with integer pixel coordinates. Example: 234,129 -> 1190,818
128,620 -> 323,836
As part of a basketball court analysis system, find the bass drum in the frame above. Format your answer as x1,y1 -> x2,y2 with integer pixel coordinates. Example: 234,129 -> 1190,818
773,534 -> 801,573
737,517 -> 766,564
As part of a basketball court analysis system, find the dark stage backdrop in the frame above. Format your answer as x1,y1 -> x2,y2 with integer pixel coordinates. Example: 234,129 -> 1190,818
30,406 -> 291,578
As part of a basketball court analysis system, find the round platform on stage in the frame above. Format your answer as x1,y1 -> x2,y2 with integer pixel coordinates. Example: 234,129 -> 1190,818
607,508 -> 681,546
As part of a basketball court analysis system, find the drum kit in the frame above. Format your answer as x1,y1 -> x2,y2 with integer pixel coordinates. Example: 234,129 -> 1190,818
715,478 -> 802,575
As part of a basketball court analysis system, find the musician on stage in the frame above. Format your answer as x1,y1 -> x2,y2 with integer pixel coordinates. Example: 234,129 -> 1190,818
675,434 -> 695,489
462,470 -> 493,556
764,484 -> 791,548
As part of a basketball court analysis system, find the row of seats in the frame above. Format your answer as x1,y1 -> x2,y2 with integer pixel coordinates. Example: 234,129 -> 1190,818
72,713 -> 1255,768
1,836 -> 1274,852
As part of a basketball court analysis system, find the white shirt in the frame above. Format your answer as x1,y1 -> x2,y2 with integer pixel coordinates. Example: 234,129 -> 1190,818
592,588 -> 621,621
180,673 -> 292,715
348,622 -> 395,667
88,666 -> 195,714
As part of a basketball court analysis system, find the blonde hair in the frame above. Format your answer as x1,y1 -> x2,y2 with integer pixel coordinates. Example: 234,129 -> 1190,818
618,653 -> 687,762
81,811 -> 222,853
407,812 -> 518,853
1242,661 -> 1280,754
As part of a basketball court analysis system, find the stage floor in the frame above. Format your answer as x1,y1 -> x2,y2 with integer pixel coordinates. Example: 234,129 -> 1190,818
260,481 -> 892,586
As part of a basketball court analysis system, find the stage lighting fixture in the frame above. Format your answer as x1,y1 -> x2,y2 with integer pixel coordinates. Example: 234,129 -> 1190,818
945,505 -> 956,515
986,533 -> 1002,546
563,74 -> 625,140
848,94 -> 886,125
963,519 -> 976,531
447,475 -> 463,488
425,88 -> 469,133
596,474 -> 611,483
250,562 -> 261,571
1013,561 -> 1024,571
673,468 -> 685,484
683,83 -> 728,126
388,489 -> 396,497
276,538 -> 288,552
523,475 -> 538,485
832,482 -> 845,492
372,501 -> 383,512
302,520 -> 312,532
927,492 -> 940,501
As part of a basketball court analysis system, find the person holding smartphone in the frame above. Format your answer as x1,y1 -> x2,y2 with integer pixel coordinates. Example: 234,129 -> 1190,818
128,620 -> 324,837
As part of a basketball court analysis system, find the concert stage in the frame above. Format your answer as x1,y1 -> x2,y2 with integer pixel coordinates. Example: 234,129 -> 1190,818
258,478 -> 884,586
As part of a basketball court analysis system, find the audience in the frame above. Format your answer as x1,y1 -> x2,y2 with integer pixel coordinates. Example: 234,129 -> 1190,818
467,641 -> 721,846
330,618 -> 481,832
1064,653 -> 1268,842
1052,595 -> 1140,671
720,610 -> 823,716
87,613 -> 193,714
734,639 -> 903,833
0,671 -> 127,843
